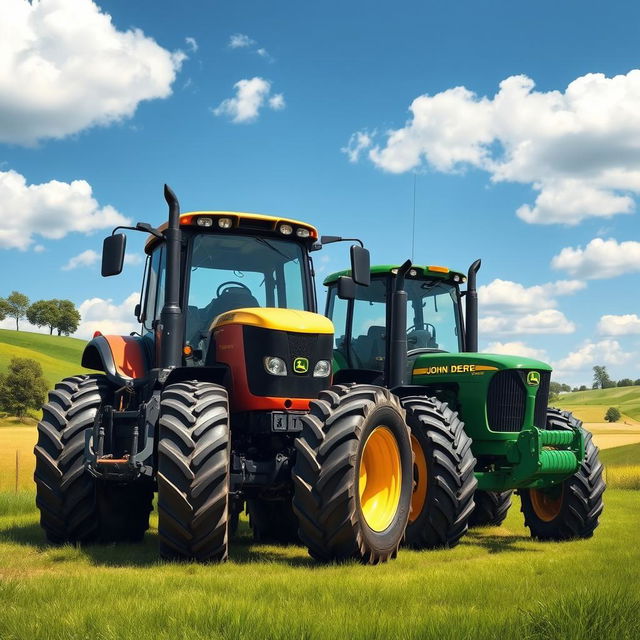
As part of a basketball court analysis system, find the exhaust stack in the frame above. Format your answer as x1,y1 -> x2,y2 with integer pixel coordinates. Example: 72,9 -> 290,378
465,259 -> 481,352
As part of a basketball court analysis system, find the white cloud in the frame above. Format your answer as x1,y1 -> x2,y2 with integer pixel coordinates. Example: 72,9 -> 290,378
553,339 -> 631,372
33,244 -> 45,253
124,253 -> 143,267
342,131 -> 374,163
350,70 -> 640,225
185,37 -> 198,52
478,278 -> 585,312
213,77 -> 285,123
229,33 -> 254,49
551,237 -> 640,279
0,169 -> 130,250
0,0 -> 186,145
598,314 -> 640,335
480,309 -> 575,335
484,341 -> 548,361
62,249 -> 99,271
256,47 -> 274,62
76,292 -> 140,338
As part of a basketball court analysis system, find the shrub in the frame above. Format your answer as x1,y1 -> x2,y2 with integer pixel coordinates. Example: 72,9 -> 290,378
604,407 -> 621,423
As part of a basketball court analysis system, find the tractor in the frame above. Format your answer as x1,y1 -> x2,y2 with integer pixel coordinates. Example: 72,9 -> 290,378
322,258 -> 605,547
34,186 -> 416,563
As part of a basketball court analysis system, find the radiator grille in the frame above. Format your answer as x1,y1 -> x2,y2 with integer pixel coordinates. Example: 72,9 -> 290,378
533,370 -> 551,428
487,370 -> 526,432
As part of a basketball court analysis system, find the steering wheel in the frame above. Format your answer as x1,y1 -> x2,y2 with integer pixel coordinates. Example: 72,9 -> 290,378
216,281 -> 252,297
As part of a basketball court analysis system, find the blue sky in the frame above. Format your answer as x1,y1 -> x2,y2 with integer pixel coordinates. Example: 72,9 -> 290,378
0,0 -> 639,386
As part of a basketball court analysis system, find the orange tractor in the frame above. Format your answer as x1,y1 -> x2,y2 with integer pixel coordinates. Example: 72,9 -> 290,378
34,186 -> 414,563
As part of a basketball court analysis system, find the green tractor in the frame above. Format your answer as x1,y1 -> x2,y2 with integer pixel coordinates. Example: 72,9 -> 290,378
322,258 -> 605,547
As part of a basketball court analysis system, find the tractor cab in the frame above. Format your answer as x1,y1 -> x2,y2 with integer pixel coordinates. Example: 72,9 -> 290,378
324,264 -> 468,382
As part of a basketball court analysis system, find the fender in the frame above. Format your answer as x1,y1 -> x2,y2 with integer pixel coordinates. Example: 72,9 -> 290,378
82,334 -> 150,385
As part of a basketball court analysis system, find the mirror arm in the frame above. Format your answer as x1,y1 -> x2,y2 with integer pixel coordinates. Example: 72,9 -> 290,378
319,235 -> 365,248
111,223 -> 164,240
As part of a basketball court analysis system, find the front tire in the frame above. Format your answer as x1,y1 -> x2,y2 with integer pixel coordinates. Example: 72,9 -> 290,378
520,409 -> 605,540
157,381 -> 231,562
402,396 -> 477,549
292,384 -> 413,563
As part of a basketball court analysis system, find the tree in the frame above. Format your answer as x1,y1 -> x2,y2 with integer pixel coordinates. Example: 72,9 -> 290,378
0,297 -> 10,322
635,379 -> 640,386
617,378 -> 633,387
579,385 -> 587,391
27,299 -> 60,334
593,365 -> 613,390
3,291 -> 30,330
0,357 -> 48,420
604,407 -> 621,423
54,299 -> 81,336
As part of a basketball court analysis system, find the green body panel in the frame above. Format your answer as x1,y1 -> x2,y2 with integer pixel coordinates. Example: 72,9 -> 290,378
326,268 -> 585,492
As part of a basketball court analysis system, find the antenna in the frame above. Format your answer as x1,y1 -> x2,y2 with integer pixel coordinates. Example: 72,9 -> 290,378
411,172 -> 417,261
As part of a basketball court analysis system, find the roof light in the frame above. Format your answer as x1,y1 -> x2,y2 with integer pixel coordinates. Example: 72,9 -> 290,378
453,275 -> 461,282
409,269 -> 417,276
429,265 -> 449,273
218,217 -> 233,229
197,217 -> 213,227
296,227 -> 310,238
280,224 -> 293,235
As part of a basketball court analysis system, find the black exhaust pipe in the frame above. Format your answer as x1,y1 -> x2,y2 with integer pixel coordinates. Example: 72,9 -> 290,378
465,259 -> 481,352
387,259 -> 412,389
160,184 -> 183,369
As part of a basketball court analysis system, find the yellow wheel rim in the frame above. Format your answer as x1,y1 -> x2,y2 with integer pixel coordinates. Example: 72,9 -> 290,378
409,434 -> 428,524
530,487 -> 563,522
358,426 -> 402,532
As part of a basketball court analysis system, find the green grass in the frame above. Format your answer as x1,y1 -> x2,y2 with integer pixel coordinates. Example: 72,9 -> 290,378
600,442 -> 640,467
0,328 -> 92,387
0,490 -> 638,640
556,385 -> 640,422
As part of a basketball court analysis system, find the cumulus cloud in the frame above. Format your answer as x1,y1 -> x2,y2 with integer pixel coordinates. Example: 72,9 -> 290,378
478,278 -> 585,312
553,339 -> 631,372
479,309 -> 575,335
484,341 -> 548,361
76,292 -> 140,338
0,0 -> 186,145
213,77 -> 285,123
348,70 -> 640,225
598,314 -> 640,335
229,33 -> 255,48
62,249 -> 99,270
551,237 -> 640,279
342,131 -> 375,163
0,169 -> 130,250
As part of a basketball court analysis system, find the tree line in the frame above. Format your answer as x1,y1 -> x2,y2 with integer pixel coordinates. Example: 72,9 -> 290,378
0,291 -> 81,335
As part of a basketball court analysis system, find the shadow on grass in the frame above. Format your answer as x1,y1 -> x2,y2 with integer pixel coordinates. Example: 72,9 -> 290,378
0,521 -> 315,568
462,530 -> 536,554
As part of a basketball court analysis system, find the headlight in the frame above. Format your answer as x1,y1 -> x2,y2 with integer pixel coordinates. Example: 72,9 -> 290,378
196,217 -> 213,227
296,227 -> 310,238
218,217 -> 233,229
264,356 -> 287,376
279,224 -> 293,235
313,360 -> 331,377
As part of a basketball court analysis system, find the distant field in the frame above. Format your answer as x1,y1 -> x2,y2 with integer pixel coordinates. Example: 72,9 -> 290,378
0,328 -> 92,387
555,385 -> 640,422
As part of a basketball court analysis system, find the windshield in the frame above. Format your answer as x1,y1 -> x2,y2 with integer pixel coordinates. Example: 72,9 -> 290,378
186,234 -> 310,344
328,275 -> 462,371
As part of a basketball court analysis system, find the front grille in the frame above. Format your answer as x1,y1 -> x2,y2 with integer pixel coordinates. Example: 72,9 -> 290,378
533,370 -> 551,428
487,370 -> 526,432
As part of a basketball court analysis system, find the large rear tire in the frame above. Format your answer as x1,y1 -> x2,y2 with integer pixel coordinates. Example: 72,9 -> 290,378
469,490 -> 513,527
292,384 -> 413,564
157,381 -> 231,562
34,375 -> 154,545
520,408 -> 605,540
402,396 -> 477,549
247,498 -> 299,544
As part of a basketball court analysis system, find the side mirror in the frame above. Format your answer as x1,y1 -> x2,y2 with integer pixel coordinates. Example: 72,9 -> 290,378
101,234 -> 126,277
337,276 -> 356,300
350,245 -> 370,286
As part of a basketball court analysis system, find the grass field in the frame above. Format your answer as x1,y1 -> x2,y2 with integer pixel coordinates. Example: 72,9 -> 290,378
0,328 -> 91,387
555,385 -> 640,422
1,424 -> 639,638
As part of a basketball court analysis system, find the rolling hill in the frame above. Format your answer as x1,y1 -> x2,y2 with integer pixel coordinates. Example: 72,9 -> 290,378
555,385 -> 640,423
0,328 -> 92,387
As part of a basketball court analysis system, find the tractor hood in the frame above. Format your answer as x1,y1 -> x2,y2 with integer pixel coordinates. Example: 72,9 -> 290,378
411,351 -> 552,380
